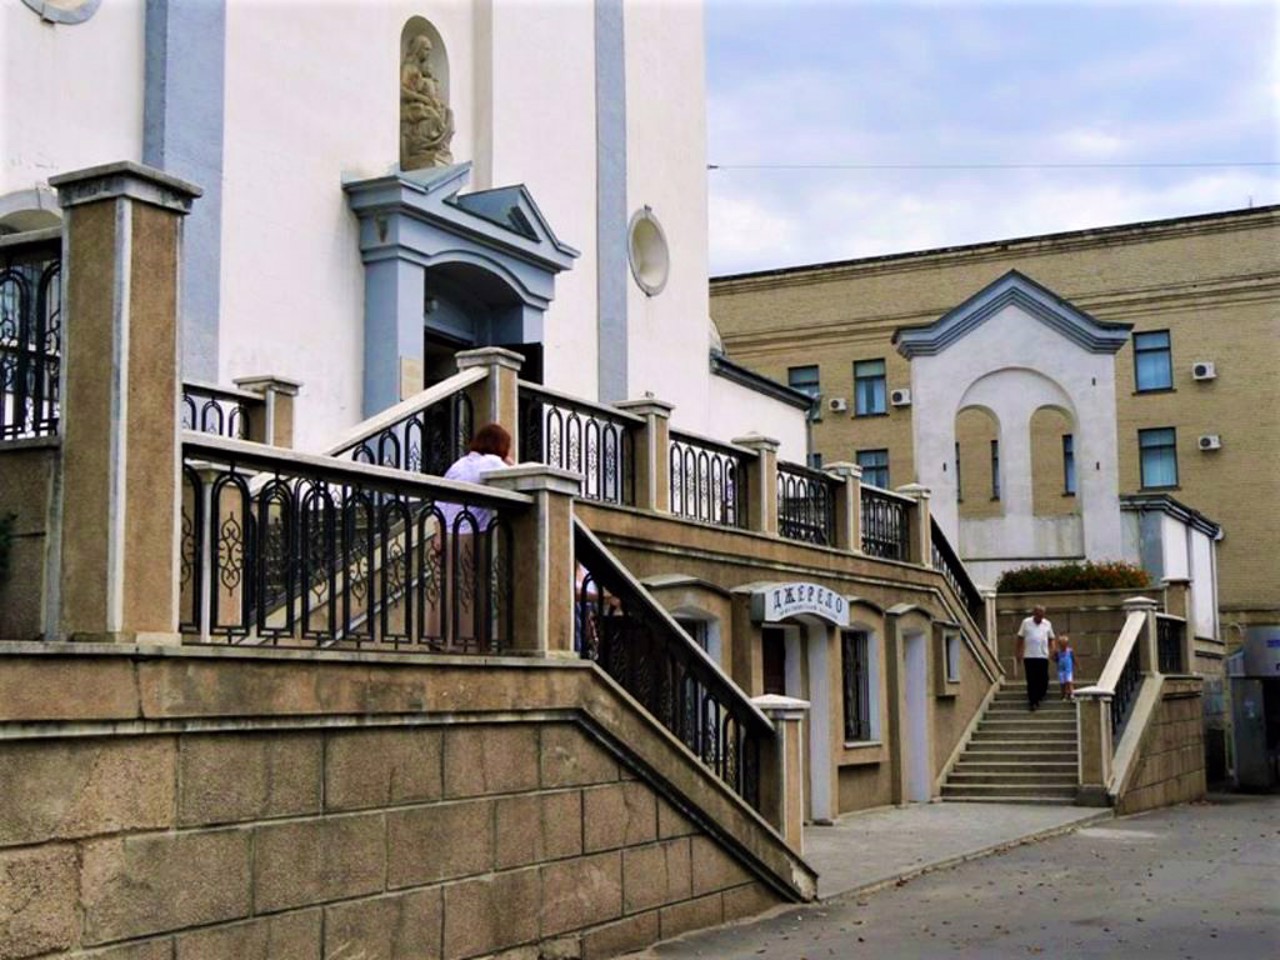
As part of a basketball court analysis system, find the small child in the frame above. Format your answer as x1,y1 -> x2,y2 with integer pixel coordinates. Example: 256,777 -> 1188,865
1053,635 -> 1075,700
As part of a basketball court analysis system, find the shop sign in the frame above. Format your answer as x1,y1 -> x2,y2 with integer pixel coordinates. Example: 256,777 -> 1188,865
752,582 -> 849,627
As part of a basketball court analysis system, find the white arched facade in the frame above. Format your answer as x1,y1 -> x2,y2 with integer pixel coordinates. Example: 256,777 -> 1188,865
897,272 -> 1130,586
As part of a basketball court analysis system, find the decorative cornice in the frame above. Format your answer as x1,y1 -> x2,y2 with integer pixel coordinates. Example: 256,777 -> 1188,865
893,270 -> 1133,358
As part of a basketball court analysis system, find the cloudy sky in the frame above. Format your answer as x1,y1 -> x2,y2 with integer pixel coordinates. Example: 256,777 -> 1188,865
705,0 -> 1280,276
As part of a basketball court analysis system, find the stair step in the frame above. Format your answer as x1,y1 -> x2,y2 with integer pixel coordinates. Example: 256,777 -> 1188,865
954,761 -> 1078,774
941,795 -> 1077,806
970,732 -> 1078,744
941,782 -> 1077,799
961,751 -> 1078,763
947,772 -> 1078,786
981,718 -> 1076,727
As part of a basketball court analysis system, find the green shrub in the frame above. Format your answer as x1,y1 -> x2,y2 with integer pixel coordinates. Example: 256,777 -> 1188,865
0,512 -> 14,584
995,559 -> 1149,594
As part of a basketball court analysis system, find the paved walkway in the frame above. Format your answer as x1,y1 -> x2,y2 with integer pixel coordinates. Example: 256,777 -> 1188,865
804,801 -> 1112,899
636,795 -> 1278,959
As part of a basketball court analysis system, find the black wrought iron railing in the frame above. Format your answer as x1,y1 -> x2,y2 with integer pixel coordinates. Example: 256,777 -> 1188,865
669,430 -> 751,529
931,518 -> 984,625
331,391 -> 473,477
0,230 -> 61,440
860,485 -> 912,561
518,383 -> 636,506
574,522 -> 770,808
776,461 -> 836,546
1110,640 -> 1143,739
1156,614 -> 1186,674
180,436 -> 523,653
182,381 -> 259,440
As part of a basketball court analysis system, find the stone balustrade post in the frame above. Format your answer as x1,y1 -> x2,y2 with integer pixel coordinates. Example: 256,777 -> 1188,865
980,586 -> 999,657
484,465 -> 581,656
233,375 -> 303,448
1161,577 -> 1196,673
50,162 -> 201,644
896,483 -> 933,567
1123,595 -> 1160,673
825,461 -> 862,553
615,398 -> 674,513
733,434 -> 780,536
752,694 -> 809,852
457,346 -> 524,448
1074,691 -> 1113,806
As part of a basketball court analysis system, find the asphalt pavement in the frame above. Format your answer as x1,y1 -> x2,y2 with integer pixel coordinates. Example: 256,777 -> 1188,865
635,795 -> 1279,959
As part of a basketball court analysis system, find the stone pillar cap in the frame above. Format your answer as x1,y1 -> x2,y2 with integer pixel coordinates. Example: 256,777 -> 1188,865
1159,576 -> 1192,586
50,161 -> 202,213
752,694 -> 811,718
615,397 -> 675,417
1073,686 -> 1113,700
896,482 -> 932,498
1122,595 -> 1159,610
455,346 -> 525,372
731,433 -> 780,452
824,461 -> 862,477
484,463 -> 581,496
233,374 -> 303,396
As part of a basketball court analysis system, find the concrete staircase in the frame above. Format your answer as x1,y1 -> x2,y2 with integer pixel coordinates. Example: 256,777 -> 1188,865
942,682 -> 1080,804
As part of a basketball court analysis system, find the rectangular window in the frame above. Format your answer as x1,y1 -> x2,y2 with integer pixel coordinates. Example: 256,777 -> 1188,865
990,439 -> 1001,500
856,448 -> 889,489
945,634 -> 961,683
807,451 -> 824,470
955,441 -> 962,501
842,630 -> 872,741
853,359 -> 887,416
787,365 -> 820,399
1062,434 -> 1076,495
1134,331 -> 1173,392
1139,427 -> 1178,488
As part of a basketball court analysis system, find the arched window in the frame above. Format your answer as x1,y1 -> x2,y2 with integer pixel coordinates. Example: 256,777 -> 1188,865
955,406 -> 1003,519
1029,406 -> 1078,516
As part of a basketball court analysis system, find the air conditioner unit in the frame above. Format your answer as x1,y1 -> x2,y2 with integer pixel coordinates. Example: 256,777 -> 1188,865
1192,361 -> 1217,381
827,397 -> 849,414
1198,434 -> 1222,451
889,388 -> 912,407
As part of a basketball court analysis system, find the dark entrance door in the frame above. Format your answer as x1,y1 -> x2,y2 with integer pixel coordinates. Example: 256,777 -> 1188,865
762,627 -> 787,696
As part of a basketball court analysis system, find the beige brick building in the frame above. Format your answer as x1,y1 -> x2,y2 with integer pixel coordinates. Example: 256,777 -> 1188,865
711,206 -> 1280,639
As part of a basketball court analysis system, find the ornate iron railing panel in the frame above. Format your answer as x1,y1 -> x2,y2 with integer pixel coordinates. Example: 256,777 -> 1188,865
930,518 -> 984,625
776,461 -> 836,546
574,523 -> 770,809
1109,640 -> 1143,740
332,391 -> 473,477
1156,614 -> 1186,674
0,234 -> 61,440
861,485 -> 912,561
181,381 -> 259,440
180,437 -> 519,653
519,384 -> 636,506
668,431 -> 751,528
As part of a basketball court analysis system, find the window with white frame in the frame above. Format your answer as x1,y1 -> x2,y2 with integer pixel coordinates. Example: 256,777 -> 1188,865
853,359 -> 887,416
1134,330 -> 1173,392
1139,427 -> 1178,488
1062,434 -> 1076,495
787,364 -> 820,399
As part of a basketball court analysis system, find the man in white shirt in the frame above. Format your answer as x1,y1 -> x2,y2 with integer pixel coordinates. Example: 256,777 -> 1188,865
1016,606 -> 1056,712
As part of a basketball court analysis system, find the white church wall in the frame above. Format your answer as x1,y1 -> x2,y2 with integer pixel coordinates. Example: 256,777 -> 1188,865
706,375 -> 808,464
623,0 -> 715,437
219,2 -> 477,450
2,0 -> 145,199
487,0 -> 598,402
911,303 -> 1124,573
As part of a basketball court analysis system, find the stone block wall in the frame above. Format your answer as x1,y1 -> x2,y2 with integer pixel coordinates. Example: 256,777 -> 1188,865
1116,677 -> 1207,815
996,590 -> 1138,682
0,650 -> 807,960
0,443 -> 57,641
0,721 -> 782,960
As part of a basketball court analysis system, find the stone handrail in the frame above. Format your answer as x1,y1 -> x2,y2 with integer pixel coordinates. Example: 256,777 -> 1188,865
323,366 -> 486,465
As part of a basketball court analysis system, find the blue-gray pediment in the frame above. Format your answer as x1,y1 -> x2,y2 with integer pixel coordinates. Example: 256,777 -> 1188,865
343,163 -> 578,290
893,270 -> 1132,358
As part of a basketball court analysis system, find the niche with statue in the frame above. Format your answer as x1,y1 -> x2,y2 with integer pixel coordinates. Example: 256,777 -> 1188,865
400,18 -> 454,170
